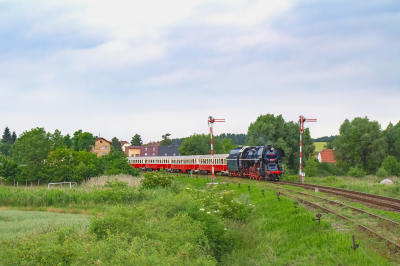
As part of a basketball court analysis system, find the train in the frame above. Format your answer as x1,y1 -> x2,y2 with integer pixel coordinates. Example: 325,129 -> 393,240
128,145 -> 285,181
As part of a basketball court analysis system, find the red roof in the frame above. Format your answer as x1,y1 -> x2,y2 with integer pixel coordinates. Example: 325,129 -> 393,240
120,141 -> 129,146
319,149 -> 337,164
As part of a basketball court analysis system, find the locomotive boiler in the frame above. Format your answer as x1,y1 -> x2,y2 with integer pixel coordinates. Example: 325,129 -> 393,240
226,145 -> 285,181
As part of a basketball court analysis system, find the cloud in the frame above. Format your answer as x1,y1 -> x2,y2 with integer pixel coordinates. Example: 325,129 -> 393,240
0,0 -> 399,143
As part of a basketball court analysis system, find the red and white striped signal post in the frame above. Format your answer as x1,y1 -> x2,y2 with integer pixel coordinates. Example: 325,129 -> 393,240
208,116 -> 225,183
299,115 -> 317,183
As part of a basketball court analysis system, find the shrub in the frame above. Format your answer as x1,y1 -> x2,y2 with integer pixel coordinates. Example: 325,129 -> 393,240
381,156 -> 400,176
140,171 -> 174,189
104,178 -> 128,188
376,167 -> 389,178
304,158 -> 318,177
348,166 -> 366,177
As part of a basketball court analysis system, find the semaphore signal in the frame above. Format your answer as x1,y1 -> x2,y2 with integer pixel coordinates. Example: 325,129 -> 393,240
299,115 -> 317,183
208,116 -> 225,183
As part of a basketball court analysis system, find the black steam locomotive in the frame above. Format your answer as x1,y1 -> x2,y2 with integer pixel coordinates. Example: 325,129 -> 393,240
227,146 -> 285,181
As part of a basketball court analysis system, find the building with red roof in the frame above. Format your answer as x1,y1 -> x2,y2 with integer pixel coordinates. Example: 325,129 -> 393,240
318,149 -> 337,164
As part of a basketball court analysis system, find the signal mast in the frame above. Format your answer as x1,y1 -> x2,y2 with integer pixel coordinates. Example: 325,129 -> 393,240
299,115 -> 317,183
208,116 -> 225,183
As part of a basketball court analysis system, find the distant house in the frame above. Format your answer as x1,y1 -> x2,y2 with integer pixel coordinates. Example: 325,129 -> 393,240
91,137 -> 111,157
125,146 -> 141,157
158,145 -> 180,156
318,149 -> 337,164
120,141 -> 130,152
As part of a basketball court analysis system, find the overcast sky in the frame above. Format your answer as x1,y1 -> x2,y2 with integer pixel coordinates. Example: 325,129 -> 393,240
0,0 -> 399,143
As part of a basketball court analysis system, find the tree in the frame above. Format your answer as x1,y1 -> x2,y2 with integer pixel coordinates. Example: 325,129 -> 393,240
11,128 -> 53,165
383,121 -> 400,161
63,134 -> 73,149
178,134 -> 227,155
381,156 -> 400,176
333,117 -> 387,174
111,137 -> 122,151
221,138 -> 237,153
1,127 -> 12,144
11,132 -> 17,143
50,129 -> 66,150
0,156 -> 19,181
160,133 -> 172,146
11,128 -> 53,181
246,114 -> 315,172
130,134 -> 143,146
72,130 -> 95,152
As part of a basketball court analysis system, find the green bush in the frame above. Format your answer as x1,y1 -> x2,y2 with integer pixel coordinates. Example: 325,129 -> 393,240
104,178 -> 128,188
304,158 -> 318,177
140,171 -> 174,189
376,167 -> 389,178
348,166 -> 366,177
381,156 -> 400,176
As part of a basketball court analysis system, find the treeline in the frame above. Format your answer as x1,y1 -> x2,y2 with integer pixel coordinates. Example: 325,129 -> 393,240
313,135 -> 336,142
0,127 -> 138,184
172,133 -> 246,147
178,134 -> 237,155
305,117 -> 400,177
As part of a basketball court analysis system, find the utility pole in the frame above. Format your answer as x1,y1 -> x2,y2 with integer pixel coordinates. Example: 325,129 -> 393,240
299,115 -> 317,183
208,116 -> 225,183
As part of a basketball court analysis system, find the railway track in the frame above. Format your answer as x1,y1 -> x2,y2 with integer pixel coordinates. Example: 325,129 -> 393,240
268,186 -> 400,250
273,181 -> 400,212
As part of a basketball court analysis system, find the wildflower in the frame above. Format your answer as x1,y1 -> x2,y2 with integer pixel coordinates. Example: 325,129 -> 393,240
200,208 -> 205,211
224,228 -> 227,230
206,212 -> 211,214
186,187 -> 190,189
214,210 -> 219,212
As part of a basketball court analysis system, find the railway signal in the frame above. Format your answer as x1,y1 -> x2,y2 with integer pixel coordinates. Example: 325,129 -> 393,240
299,115 -> 317,183
208,116 -> 225,184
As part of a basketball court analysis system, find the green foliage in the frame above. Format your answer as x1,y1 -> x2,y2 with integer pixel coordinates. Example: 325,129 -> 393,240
215,133 -> 247,145
0,156 -> 19,180
376,167 -> 389,178
130,134 -> 143,146
333,117 -> 387,174
179,134 -> 233,155
383,121 -> 400,161
102,147 -> 140,176
381,156 -> 400,176
0,143 -> 12,157
348,166 -> 366,177
104,178 -> 128,188
11,127 -> 53,167
304,157 -> 318,177
140,171 -> 174,189
246,114 -> 315,171
111,137 -> 122,151
160,133 -> 172,146
1,127 -> 12,144
220,138 -> 237,153
72,130 -> 95,152
63,134 -> 73,149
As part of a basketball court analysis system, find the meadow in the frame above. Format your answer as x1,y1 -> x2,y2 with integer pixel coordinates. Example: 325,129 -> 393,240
313,142 -> 327,153
0,173 -> 399,265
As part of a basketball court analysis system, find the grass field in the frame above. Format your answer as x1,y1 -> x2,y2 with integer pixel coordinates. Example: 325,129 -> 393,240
314,142 -> 327,153
0,210 -> 88,240
0,173 -> 399,265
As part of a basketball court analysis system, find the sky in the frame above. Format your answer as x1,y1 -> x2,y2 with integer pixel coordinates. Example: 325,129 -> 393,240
0,0 -> 399,143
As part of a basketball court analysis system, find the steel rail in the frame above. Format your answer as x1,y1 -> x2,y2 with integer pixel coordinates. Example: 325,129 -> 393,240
270,185 -> 400,229
277,191 -> 400,250
274,181 -> 400,212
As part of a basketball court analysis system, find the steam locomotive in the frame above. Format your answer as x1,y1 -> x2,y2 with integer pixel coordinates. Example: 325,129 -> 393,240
227,146 -> 285,181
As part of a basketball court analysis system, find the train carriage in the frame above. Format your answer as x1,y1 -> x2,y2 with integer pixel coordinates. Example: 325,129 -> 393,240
127,146 -> 283,181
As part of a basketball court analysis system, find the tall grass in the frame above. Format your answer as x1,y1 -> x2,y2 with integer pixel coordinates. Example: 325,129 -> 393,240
0,174 -> 397,265
0,210 -> 88,240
